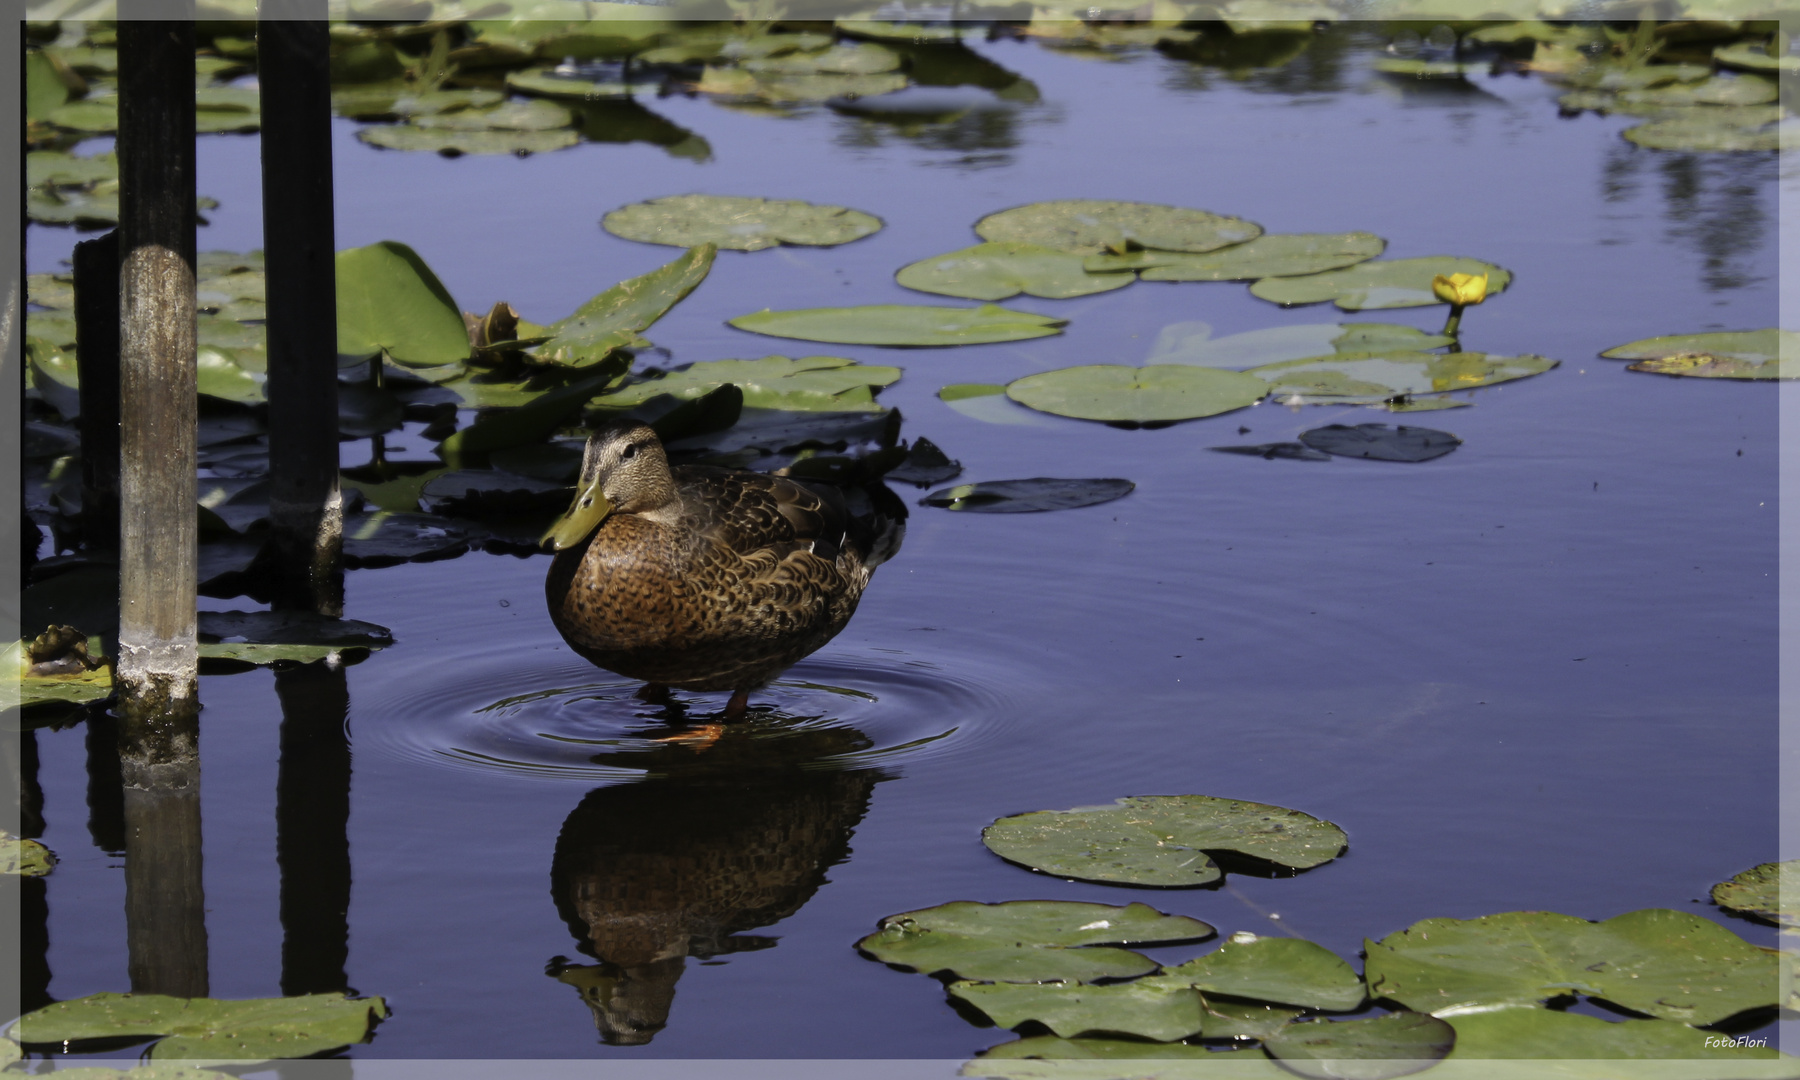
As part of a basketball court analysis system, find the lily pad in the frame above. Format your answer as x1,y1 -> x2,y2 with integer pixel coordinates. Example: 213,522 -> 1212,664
1445,1005 -> 1791,1062
1712,862 -> 1798,925
743,42 -> 902,75
1601,328 -> 1794,380
921,478 -> 1134,514
410,99 -> 574,131
1715,41 -> 1800,74
1250,258 -> 1511,310
341,511 -> 480,567
26,149 -> 115,187
637,28 -> 833,64
198,610 -> 391,648
1211,441 -> 1333,462
1623,115 -> 1782,152
1158,932 -> 1366,1011
982,795 -> 1347,887
1619,73 -> 1779,107
969,1035 -> 1285,1077
837,20 -> 963,43
601,355 -> 898,412
1299,424 -> 1461,463
419,469 -> 570,518
1362,908 -> 1779,1026
975,200 -> 1263,257
887,437 -> 963,487
948,980 -> 1205,1042
897,242 -> 1135,301
1006,366 -> 1268,425
358,125 -> 581,155
335,241 -> 470,368
1262,1011 -> 1455,1080
730,304 -> 1066,347
331,85 -> 505,120
504,67 -> 632,100
535,245 -> 715,367
694,67 -> 909,104
603,194 -> 883,251
940,383 -> 1056,427
1089,233 -> 1387,282
857,900 -> 1212,984
196,346 -> 265,405
1249,351 -> 1557,403
0,836 -> 56,877
12,992 -> 388,1062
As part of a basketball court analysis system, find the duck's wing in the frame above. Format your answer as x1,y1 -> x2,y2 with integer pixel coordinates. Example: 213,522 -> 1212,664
673,467 -> 852,564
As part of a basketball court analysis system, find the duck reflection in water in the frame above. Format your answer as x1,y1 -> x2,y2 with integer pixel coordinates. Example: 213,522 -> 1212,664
547,709 -> 887,1044
543,421 -> 906,725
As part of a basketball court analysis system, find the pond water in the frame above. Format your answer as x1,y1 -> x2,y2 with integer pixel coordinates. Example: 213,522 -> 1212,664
22,23 -> 1786,1062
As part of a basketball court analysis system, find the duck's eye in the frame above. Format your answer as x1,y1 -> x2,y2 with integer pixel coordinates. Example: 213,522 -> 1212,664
621,443 -> 638,461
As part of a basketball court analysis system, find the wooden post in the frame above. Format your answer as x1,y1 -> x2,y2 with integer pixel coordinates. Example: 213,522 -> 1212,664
116,16 -> 199,725
275,662 -> 352,994
74,230 -> 122,555
259,2 -> 343,616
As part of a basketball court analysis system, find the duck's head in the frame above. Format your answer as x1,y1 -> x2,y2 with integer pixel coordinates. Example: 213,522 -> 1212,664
542,421 -> 677,551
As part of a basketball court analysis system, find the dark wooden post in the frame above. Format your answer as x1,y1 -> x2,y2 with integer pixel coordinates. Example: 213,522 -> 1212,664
275,662 -> 353,994
74,230 -> 122,555
116,16 -> 199,724
259,1 -> 343,616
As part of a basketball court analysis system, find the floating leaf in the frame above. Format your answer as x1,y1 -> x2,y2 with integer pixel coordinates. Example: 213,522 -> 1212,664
857,900 -> 1212,984
1006,366 -> 1267,426
1200,997 -> 1307,1041
897,242 -> 1134,301
1715,42 -> 1800,74
975,200 -> 1263,257
948,980 -> 1205,1042
535,245 -> 715,367
1619,74 -> 1779,107
1712,862 -> 1798,926
341,511 -> 480,567
26,150 -> 115,188
1251,258 -> 1511,310
1623,115 -> 1782,152
1156,932 -> 1365,1011
1262,1011 -> 1455,1080
12,992 -> 388,1062
983,795 -> 1347,887
1299,423 -> 1460,463
1089,232 -> 1386,281
1211,441 -> 1333,462
603,194 -> 882,251
600,355 -> 898,412
358,125 -> 581,155
0,835 -> 55,877
921,478 -> 1134,514
1250,351 -> 1557,403
504,67 -> 632,100
1445,1005 -> 1791,1062
198,610 -> 391,648
198,642 -> 375,665
196,346 -> 265,405
743,42 -> 902,75
730,304 -> 1066,347
1373,58 -> 1482,78
695,67 -> 909,103
887,437 -> 963,487
419,469 -> 570,518
335,241 -> 470,367
636,28 -> 832,65
412,99 -> 574,131
1601,328 -> 1794,380
331,84 -> 505,120
837,19 -> 963,43
47,97 -> 119,132
939,383 -> 1055,427
1362,908 -> 1778,1026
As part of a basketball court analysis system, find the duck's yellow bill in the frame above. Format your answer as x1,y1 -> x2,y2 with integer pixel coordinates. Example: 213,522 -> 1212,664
542,480 -> 613,551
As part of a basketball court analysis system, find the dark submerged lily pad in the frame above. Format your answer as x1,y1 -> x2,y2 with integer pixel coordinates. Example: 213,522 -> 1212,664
1299,424 -> 1461,463
1211,442 -> 1332,461
982,794 -> 1347,887
921,478 -> 1134,513
886,437 -> 963,487
341,512 -> 481,567
198,610 -> 392,648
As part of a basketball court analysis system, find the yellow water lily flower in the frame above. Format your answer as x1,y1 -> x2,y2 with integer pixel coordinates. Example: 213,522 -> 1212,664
1432,272 -> 1488,307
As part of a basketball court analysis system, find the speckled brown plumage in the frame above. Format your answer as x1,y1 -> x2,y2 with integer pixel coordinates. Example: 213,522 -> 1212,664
545,421 -> 886,693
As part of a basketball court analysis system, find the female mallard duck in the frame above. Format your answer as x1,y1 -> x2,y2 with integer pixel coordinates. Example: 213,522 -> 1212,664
543,420 -> 899,717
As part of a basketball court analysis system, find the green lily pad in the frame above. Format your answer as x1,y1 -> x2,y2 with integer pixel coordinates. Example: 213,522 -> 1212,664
1623,115 -> 1783,152
1620,73 -> 1779,107
898,242 -> 1135,301
47,97 -> 119,132
0,835 -> 56,877
743,42 -> 902,75
410,99 -> 574,131
1262,1011 -> 1455,1080
1715,41 -> 1800,74
26,181 -> 122,227
857,900 -> 1212,984
975,200 -> 1264,257
1199,997 -> 1306,1041
1089,232 -> 1386,281
358,124 -> 581,155
837,19 -> 963,43
27,149 -> 116,187
730,304 -> 1066,347
335,240 -> 470,368
341,511 -> 481,567
1602,329 -> 1794,380
1445,1005 -> 1791,1062
921,478 -> 1134,513
26,49 -> 76,121
1712,862 -> 1799,925
948,980 -> 1205,1041
1249,351 -> 1557,403
603,194 -> 883,251
504,67 -> 633,100
1561,61 -> 1711,91
197,642 -> 375,665
1006,366 -> 1268,426
1300,423 -> 1461,463
198,610 -> 391,648
601,355 -> 898,412
940,383 -> 1058,427
1146,322 -> 1454,369
331,85 -> 505,120
1373,58 -> 1483,78
1362,908 -> 1779,1026
967,1037 -> 1289,1079
12,992 -> 388,1062
1250,257 -> 1511,310
1157,931 -> 1366,1011
982,795 -> 1347,887
196,346 -> 265,405
695,67 -> 910,104
535,245 -> 714,368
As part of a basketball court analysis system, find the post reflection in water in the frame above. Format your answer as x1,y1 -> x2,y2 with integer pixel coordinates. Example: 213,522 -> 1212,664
274,660 -> 353,996
548,709 -> 888,1045
120,707 -> 208,997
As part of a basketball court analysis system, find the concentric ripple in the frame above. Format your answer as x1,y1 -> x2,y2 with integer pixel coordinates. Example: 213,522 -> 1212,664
352,638 -> 1021,784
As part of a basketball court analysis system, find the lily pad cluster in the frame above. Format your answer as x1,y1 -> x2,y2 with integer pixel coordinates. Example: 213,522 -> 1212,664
1601,328 -> 1794,381
10,991 -> 388,1063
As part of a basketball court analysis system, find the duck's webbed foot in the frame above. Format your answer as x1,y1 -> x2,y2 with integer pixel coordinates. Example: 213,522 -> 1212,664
652,722 -> 724,750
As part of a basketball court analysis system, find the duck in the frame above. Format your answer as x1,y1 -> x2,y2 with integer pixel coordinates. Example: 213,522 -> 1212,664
543,420 -> 901,719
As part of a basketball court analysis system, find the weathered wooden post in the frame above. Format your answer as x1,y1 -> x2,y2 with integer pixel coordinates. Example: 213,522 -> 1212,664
116,12 -> 209,999
74,230 -> 122,555
259,1 -> 344,616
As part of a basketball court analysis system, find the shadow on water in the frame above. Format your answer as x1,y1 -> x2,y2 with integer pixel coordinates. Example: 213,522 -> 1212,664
546,714 -> 887,1045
